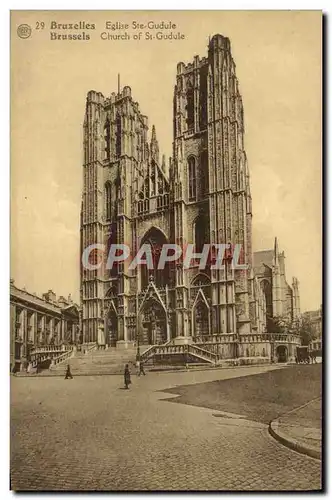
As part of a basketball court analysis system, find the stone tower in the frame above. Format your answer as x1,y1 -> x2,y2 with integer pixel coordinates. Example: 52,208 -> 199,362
172,34 -> 254,337
80,86 -> 169,345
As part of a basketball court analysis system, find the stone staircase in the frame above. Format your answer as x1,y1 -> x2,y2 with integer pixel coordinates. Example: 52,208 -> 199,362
49,341 -> 219,376
49,346 -> 142,376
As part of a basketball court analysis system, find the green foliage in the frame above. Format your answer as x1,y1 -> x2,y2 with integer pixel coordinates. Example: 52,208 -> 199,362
298,316 -> 316,346
267,315 -> 291,333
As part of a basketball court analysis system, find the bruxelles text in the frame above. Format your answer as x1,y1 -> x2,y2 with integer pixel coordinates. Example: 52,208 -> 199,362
82,243 -> 248,271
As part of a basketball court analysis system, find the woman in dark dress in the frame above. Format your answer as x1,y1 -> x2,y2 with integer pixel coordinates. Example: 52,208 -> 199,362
124,364 -> 131,389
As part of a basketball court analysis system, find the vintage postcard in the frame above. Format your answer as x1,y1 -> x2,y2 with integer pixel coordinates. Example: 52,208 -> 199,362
10,10 -> 322,491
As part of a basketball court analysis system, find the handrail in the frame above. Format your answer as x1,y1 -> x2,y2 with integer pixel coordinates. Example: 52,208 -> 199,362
140,343 -> 217,365
188,344 -> 218,364
30,344 -> 71,354
83,342 -> 97,354
50,349 -> 74,369
140,345 -> 157,362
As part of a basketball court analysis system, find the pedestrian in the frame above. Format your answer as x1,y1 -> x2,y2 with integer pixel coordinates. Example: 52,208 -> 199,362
138,359 -> 146,376
124,363 -> 131,389
65,364 -> 73,380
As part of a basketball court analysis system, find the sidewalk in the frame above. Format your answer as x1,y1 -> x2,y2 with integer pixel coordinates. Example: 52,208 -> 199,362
269,397 -> 322,460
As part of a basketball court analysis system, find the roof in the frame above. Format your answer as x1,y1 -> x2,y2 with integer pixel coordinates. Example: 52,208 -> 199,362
10,285 -> 63,315
10,283 -> 79,316
253,249 -> 274,273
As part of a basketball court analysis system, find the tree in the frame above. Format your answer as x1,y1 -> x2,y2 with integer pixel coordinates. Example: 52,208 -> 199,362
298,316 -> 316,346
267,315 -> 291,333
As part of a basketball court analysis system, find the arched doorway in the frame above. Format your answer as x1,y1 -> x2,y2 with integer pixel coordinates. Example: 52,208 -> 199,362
193,300 -> 209,337
276,345 -> 288,363
140,228 -> 169,290
106,309 -> 118,347
139,298 -> 167,345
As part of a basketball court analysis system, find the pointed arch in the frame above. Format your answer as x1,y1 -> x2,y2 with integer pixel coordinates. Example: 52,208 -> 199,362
188,155 -> 197,201
191,273 -> 211,287
140,227 -> 168,289
105,182 -> 112,220
194,213 -> 209,253
192,289 -> 210,338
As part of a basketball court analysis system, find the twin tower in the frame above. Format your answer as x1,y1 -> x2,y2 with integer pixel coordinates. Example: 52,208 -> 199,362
80,34 -> 267,347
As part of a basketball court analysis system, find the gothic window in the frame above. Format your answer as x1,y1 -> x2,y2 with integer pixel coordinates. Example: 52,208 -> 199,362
188,156 -> 196,201
116,113 -> 122,157
105,182 -> 112,220
186,82 -> 194,131
140,228 -> 169,290
194,214 -> 208,253
144,177 -> 149,198
199,66 -> 208,130
191,273 -> 210,287
104,119 -> 110,160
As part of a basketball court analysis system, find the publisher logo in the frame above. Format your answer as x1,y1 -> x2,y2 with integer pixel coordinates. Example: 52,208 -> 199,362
17,24 -> 32,39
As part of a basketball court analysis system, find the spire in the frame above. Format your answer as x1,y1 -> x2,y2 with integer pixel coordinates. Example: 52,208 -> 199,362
161,154 -> 166,172
118,73 -> 120,94
273,237 -> 279,267
150,125 -> 159,163
151,124 -> 157,142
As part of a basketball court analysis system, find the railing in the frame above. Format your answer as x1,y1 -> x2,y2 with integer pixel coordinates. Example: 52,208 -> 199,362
141,345 -> 157,362
30,344 -> 71,354
85,342 -> 98,354
50,349 -> 74,369
271,334 -> 301,343
140,343 -> 217,365
193,334 -> 237,344
188,344 -> 218,364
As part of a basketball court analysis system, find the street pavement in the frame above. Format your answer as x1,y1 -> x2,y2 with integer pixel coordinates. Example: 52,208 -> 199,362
11,365 -> 322,491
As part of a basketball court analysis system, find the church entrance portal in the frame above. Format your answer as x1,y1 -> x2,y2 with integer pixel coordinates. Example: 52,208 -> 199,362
139,299 -> 167,345
106,310 -> 117,347
193,301 -> 209,337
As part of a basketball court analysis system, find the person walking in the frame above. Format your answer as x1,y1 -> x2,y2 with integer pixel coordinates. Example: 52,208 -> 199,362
138,359 -> 146,376
124,363 -> 131,389
65,364 -> 73,380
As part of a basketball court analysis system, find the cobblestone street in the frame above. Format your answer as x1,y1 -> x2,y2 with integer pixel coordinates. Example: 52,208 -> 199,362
11,366 -> 322,491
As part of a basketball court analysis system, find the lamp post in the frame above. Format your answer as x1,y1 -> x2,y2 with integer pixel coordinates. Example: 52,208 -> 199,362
136,293 -> 140,362
136,327 -> 140,362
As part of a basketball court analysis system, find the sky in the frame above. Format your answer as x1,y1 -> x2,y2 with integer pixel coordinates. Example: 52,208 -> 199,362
11,10 -> 322,311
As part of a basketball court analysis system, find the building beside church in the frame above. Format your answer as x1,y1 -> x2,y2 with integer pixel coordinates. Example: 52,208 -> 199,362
80,33 -> 300,361
10,280 -> 79,371
253,238 -> 301,331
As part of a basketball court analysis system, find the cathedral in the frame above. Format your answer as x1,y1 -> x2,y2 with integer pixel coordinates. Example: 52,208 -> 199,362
80,34 -> 300,360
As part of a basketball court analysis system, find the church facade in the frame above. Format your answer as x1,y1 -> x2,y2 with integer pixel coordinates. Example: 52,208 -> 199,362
80,34 -> 299,357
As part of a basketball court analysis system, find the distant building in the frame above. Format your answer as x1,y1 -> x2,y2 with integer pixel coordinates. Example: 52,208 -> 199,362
253,237 -> 300,331
303,306 -> 322,339
10,280 -> 80,372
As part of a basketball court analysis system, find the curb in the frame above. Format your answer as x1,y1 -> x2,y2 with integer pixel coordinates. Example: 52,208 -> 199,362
268,417 -> 321,461
12,362 -> 283,378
